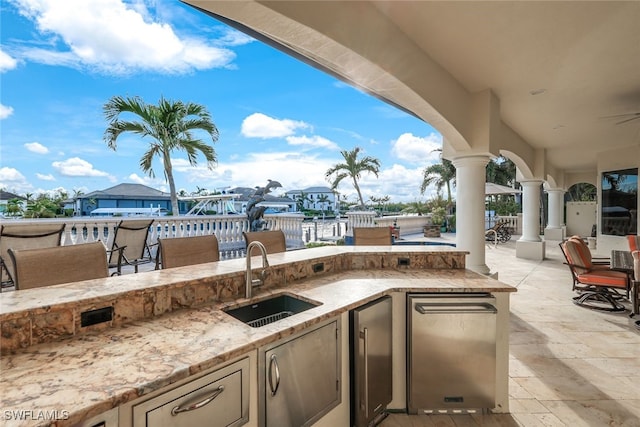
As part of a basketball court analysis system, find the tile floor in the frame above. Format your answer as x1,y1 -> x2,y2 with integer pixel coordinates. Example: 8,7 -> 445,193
381,238 -> 640,427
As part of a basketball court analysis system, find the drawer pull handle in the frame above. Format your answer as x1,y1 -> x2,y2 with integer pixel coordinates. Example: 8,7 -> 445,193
171,385 -> 225,416
268,354 -> 281,396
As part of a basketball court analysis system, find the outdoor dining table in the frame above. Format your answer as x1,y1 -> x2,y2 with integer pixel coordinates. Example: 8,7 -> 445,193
610,249 -> 639,316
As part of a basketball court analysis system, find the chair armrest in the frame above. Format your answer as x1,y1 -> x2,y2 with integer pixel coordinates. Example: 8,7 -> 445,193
106,245 -> 126,276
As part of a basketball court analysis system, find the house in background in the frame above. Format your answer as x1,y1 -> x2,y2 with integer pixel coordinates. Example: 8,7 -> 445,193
286,186 -> 337,213
0,191 -> 27,217
77,183 -> 176,216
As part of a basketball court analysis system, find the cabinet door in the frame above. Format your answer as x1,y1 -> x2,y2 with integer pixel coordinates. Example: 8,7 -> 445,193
352,296 -> 392,427
132,357 -> 249,427
263,320 -> 339,427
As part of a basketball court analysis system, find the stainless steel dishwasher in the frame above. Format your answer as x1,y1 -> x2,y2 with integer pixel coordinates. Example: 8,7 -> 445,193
407,293 -> 497,414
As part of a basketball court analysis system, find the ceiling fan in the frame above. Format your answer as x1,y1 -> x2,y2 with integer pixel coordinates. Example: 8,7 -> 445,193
600,111 -> 640,125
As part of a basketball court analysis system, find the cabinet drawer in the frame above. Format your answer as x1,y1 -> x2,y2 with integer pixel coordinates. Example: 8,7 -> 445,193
132,357 -> 249,427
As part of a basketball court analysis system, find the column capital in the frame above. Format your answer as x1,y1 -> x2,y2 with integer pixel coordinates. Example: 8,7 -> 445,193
450,154 -> 491,169
545,187 -> 566,193
519,179 -> 544,187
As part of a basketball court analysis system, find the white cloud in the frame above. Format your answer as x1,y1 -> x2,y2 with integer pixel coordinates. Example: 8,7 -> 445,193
0,104 -> 14,120
285,135 -> 339,150
24,141 -> 49,154
173,151 -> 334,194
0,49 -> 18,72
9,0 -> 236,75
241,113 -> 310,138
36,173 -> 55,181
391,132 -> 442,164
51,157 -> 112,178
0,167 -> 32,193
218,29 -> 255,46
127,173 -> 167,192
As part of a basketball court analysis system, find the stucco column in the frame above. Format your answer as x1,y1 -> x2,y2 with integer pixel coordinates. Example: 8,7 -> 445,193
452,155 -> 491,275
516,180 -> 546,260
544,188 -> 566,241
519,180 -> 543,242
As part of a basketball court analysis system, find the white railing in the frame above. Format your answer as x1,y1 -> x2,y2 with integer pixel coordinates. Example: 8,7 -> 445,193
485,214 -> 520,234
345,212 -> 376,236
346,212 -> 431,236
0,214 -> 305,258
375,215 -> 431,235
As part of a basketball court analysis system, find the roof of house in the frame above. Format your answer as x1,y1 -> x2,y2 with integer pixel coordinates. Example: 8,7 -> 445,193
0,191 -> 26,201
80,183 -> 171,200
286,186 -> 334,195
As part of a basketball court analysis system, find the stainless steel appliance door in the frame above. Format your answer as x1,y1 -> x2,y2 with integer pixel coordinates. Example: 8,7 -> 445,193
351,296 -> 392,426
408,294 -> 497,413
263,320 -> 339,427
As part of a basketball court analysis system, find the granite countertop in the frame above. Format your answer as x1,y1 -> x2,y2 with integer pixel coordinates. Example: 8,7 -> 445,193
0,246 -> 515,427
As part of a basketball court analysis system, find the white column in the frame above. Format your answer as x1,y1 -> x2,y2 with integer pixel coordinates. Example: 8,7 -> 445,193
544,188 -> 566,241
519,180 -> 543,242
452,155 -> 491,275
516,180 -> 546,260
546,188 -> 565,229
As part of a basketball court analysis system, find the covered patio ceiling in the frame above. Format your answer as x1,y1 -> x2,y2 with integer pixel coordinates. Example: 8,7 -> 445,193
185,0 -> 640,177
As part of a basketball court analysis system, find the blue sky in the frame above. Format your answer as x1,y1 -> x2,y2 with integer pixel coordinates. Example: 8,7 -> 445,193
0,0 -> 443,204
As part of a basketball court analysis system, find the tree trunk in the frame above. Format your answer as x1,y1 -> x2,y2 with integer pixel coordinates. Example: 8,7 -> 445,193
163,152 -> 180,215
353,178 -> 365,208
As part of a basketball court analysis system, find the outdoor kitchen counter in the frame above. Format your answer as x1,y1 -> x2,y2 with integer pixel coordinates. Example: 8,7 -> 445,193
0,246 -> 516,426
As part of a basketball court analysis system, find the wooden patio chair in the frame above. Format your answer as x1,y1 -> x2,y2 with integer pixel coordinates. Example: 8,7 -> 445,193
106,219 -> 156,275
8,241 -> 108,290
353,227 -> 392,245
628,234 -> 640,252
0,222 -> 66,288
559,237 -> 630,312
243,230 -> 286,255
157,235 -> 220,269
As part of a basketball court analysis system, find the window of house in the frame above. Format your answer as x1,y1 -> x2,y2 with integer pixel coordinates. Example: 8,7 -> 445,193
601,168 -> 638,236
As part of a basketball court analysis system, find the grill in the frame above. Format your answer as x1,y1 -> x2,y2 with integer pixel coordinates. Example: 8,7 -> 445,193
247,311 -> 294,328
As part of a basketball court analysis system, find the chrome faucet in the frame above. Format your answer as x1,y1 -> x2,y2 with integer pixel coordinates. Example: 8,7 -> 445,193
246,241 -> 269,299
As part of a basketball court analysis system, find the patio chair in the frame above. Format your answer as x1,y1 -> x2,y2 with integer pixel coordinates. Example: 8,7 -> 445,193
106,219 -> 156,275
353,227 -> 392,245
243,230 -> 286,255
8,242 -> 108,290
0,222 -> 66,288
559,238 -> 630,312
485,222 -> 511,243
628,234 -> 640,252
157,235 -> 220,269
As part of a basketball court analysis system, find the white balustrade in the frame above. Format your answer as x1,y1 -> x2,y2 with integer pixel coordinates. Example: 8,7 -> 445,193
347,212 -> 434,237
345,212 -> 376,236
1,214 -> 306,259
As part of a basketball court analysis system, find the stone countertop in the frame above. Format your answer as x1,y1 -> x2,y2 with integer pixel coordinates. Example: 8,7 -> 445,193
0,247 -> 515,426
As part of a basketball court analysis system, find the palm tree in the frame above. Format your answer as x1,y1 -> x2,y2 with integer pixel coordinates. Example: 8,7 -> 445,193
486,155 -> 517,187
103,95 -> 219,215
295,191 -> 311,212
317,194 -> 330,213
420,158 -> 456,206
402,201 -> 429,216
567,183 -> 597,201
325,147 -> 381,209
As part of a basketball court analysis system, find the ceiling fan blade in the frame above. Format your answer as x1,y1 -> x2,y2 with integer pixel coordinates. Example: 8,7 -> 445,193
616,115 -> 640,125
600,112 -> 640,119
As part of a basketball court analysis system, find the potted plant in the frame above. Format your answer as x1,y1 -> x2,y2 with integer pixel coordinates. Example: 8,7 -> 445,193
447,214 -> 456,232
431,207 -> 446,230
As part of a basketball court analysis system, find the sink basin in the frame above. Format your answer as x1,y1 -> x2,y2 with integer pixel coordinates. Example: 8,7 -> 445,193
223,294 -> 320,328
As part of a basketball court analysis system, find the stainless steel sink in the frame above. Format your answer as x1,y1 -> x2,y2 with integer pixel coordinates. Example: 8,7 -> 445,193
223,294 -> 320,328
